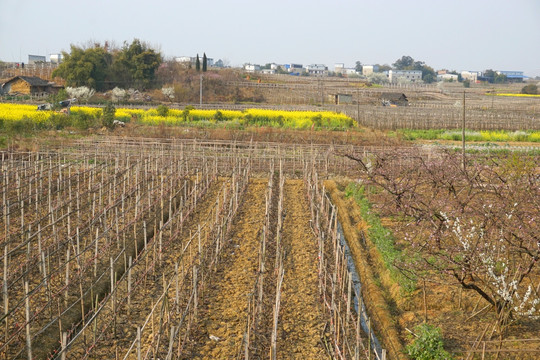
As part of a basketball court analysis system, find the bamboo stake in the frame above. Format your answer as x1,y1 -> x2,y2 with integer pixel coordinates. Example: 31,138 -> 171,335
24,281 -> 32,360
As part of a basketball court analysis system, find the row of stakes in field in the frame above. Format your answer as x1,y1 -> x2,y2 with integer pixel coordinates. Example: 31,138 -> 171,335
305,167 -> 388,360
1,142 -> 398,359
0,148 -> 251,359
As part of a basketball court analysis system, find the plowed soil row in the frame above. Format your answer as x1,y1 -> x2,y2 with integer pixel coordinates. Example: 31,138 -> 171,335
183,179 -> 327,359
183,179 -> 267,359
278,180 -> 326,359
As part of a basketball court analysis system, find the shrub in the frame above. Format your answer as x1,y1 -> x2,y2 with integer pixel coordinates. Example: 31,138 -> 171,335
5,117 -> 35,133
521,84 -> 538,95
71,111 -> 97,130
312,114 -> 322,128
102,102 -> 116,129
406,324 -> 453,360
47,113 -> 71,130
213,110 -> 224,122
156,105 -> 169,117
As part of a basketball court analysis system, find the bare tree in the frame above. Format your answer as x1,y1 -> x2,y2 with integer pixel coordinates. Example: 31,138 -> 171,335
346,149 -> 540,331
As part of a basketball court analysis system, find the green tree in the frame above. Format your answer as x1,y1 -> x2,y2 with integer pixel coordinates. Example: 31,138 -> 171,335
483,69 -> 496,83
111,39 -> 162,89
156,104 -> 169,117
355,61 -> 363,73
392,55 -> 436,83
48,88 -> 69,110
52,45 -> 112,91
102,102 -> 116,129
494,73 -> 507,84
195,54 -> 201,72
374,64 -> 392,72
202,53 -> 207,72
392,55 -> 415,69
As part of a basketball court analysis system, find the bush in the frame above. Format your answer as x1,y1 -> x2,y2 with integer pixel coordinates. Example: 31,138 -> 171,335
521,84 -> 538,95
463,79 -> 471,88
71,111 -> 98,130
156,105 -> 169,117
47,113 -> 71,130
312,114 -> 322,128
102,102 -> 116,129
4,117 -> 35,133
406,324 -> 453,360
213,110 -> 224,122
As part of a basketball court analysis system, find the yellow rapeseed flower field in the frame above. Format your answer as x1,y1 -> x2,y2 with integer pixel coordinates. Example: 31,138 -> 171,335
494,93 -> 540,98
0,103 -> 51,124
0,103 -> 356,130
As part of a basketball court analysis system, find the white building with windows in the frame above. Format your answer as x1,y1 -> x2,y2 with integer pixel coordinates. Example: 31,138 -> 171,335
437,73 -> 459,82
362,65 -> 379,76
49,54 -> 64,64
386,70 -> 422,83
461,71 -> 482,82
244,64 -> 261,73
304,64 -> 328,75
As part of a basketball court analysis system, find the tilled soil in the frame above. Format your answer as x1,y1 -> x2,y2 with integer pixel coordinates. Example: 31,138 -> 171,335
185,179 -> 327,359
277,180 -> 326,359
65,179 -> 225,359
184,179 -> 267,359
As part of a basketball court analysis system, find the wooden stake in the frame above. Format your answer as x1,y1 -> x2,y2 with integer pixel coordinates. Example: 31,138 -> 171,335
24,281 -> 32,360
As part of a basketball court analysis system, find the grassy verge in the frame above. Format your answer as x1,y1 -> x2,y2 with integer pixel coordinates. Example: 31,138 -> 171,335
344,182 -> 416,293
394,129 -> 540,142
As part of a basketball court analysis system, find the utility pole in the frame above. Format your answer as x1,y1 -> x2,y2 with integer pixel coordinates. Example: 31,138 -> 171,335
357,87 -> 360,124
462,90 -> 466,170
199,74 -> 203,106
319,76 -> 324,106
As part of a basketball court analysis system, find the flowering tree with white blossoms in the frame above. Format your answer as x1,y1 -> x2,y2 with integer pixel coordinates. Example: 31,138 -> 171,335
111,87 -> 127,103
66,86 -> 95,102
161,86 -> 175,102
347,149 -> 539,331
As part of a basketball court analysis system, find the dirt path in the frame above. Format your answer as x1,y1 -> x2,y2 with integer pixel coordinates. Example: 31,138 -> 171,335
185,179 -> 267,359
277,180 -> 326,359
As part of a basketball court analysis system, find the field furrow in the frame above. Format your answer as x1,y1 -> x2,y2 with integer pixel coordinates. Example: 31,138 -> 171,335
278,180 -> 326,359
184,179 -> 267,359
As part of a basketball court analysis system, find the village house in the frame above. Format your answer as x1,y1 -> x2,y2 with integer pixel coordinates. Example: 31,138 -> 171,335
380,92 -> 408,106
362,65 -> 379,76
385,70 -> 422,83
304,64 -> 328,76
1,76 -> 60,96
329,93 -> 353,105
437,73 -> 459,82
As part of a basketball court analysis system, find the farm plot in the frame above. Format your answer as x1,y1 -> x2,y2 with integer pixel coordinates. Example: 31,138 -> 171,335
334,149 -> 540,359
1,140 -> 385,360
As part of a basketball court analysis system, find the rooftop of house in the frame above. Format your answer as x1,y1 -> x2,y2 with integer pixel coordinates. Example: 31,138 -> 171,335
4,75 -> 51,87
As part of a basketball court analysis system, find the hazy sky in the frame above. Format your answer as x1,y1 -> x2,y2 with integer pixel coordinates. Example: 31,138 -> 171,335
1,0 -> 539,76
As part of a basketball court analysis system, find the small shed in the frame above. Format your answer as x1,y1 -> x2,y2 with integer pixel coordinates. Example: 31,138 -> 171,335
380,92 -> 408,106
330,93 -> 353,105
1,76 -> 54,96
